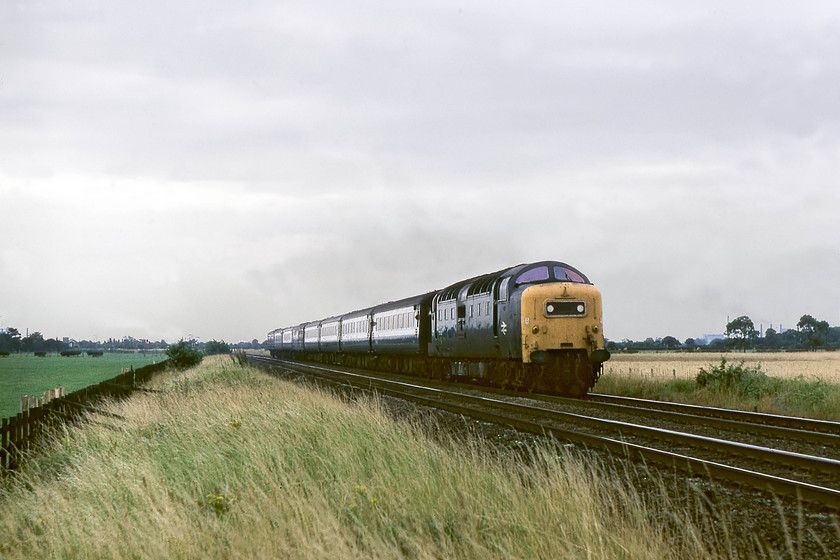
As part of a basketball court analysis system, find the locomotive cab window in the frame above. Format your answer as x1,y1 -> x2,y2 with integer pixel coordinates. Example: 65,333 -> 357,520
553,266 -> 588,283
515,265 -> 589,287
515,266 -> 549,286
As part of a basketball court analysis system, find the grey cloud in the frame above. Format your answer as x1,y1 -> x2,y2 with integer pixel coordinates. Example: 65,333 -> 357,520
1,1 -> 839,342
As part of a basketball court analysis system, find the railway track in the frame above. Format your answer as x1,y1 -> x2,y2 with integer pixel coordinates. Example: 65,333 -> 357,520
248,355 -> 840,511
588,392 -> 840,435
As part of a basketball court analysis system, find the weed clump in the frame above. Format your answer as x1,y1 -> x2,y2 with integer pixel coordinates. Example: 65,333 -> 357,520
165,340 -> 203,369
695,358 -> 775,398
202,492 -> 235,517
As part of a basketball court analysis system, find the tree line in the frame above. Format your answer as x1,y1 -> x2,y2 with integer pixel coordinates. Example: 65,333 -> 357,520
722,314 -> 837,351
0,329 -> 69,354
0,327 -> 265,355
608,314 -> 839,352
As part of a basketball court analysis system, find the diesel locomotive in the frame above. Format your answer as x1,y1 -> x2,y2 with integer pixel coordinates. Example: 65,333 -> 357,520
267,261 -> 610,396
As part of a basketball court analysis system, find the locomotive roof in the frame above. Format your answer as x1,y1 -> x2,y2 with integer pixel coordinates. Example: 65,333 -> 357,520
437,261 -> 589,301
269,260 -> 590,334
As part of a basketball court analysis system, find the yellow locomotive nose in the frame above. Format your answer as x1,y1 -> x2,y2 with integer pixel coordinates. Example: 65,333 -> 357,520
520,283 -> 607,364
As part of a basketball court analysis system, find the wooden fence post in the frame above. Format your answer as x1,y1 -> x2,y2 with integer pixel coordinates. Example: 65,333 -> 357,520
1,417 -> 8,470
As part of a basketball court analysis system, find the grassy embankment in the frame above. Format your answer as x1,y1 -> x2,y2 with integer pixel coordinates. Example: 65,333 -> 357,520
2,356 -> 749,559
0,352 -> 165,419
598,352 -> 840,420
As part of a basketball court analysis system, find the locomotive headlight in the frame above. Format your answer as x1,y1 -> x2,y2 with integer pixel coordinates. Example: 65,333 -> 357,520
545,300 -> 586,316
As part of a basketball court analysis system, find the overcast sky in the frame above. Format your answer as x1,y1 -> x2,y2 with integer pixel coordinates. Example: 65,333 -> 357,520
2,1 -> 839,344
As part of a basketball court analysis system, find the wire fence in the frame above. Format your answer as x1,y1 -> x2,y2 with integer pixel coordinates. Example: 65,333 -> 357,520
1,360 -> 168,471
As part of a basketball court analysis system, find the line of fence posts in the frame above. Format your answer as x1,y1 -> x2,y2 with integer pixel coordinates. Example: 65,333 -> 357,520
0,360 -> 169,472
21,386 -> 66,414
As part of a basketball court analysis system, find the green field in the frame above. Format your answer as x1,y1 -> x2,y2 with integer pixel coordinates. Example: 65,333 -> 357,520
0,352 -> 165,419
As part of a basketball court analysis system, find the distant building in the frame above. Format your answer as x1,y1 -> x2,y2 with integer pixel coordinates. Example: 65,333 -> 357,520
698,334 -> 726,345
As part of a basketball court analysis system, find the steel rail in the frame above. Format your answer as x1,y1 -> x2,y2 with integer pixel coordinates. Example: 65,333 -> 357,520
252,356 -> 840,510
525,393 -> 840,448
589,393 -> 840,434
254,356 -> 840,445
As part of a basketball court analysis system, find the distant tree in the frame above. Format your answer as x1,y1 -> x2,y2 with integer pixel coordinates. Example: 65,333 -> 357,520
21,332 -> 46,353
0,327 -> 21,353
762,327 -> 779,349
44,338 -> 68,353
0,327 -> 20,352
778,328 -> 802,348
205,340 -> 231,355
661,336 -> 681,349
708,338 -> 727,350
798,314 -> 830,350
828,327 -> 840,349
165,339 -> 203,369
725,315 -> 756,352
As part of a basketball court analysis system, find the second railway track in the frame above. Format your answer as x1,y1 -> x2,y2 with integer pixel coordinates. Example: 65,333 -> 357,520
249,355 -> 840,511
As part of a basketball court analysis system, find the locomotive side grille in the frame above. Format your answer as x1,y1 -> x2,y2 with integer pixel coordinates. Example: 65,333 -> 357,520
545,301 -> 586,317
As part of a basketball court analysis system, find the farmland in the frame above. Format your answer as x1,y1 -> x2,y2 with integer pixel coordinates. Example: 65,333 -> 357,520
597,351 -> 840,420
603,351 -> 840,382
0,352 -> 165,419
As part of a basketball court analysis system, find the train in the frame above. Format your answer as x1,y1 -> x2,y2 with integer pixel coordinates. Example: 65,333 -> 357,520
267,261 -> 610,396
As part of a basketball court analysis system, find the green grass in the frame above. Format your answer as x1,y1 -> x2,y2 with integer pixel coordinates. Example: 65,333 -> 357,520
0,352 -> 165,419
597,358 -> 840,420
0,357 -> 743,559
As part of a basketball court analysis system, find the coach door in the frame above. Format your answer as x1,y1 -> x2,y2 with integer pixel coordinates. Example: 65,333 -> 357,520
493,276 -> 509,338
456,304 -> 466,339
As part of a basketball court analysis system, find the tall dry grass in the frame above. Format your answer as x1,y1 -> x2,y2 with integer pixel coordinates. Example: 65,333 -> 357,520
0,357 -> 784,558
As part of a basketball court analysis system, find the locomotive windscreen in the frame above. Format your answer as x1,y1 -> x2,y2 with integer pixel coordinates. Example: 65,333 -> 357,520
553,266 -> 587,283
515,265 -> 589,286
